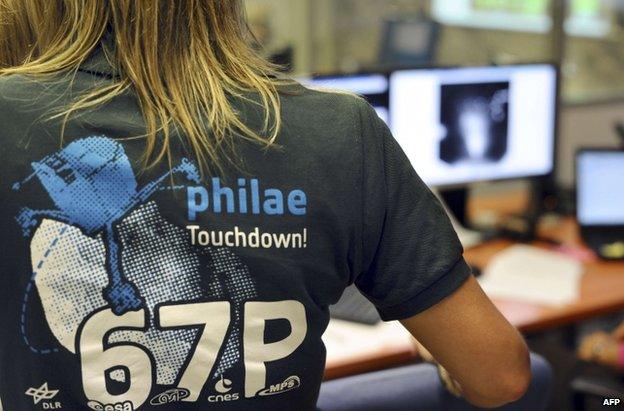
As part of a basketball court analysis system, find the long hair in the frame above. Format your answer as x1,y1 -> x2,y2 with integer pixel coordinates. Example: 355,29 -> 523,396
0,0 -> 284,173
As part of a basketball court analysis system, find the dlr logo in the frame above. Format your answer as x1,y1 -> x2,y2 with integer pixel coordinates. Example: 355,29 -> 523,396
79,300 -> 307,410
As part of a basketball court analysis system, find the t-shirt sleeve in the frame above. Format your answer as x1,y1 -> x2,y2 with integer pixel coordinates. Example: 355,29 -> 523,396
355,101 -> 472,321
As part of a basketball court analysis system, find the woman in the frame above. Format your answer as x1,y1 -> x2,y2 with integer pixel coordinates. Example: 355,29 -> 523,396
0,1 -> 540,410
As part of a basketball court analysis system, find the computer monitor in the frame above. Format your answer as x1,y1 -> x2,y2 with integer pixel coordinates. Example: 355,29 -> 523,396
303,74 -> 390,124
577,150 -> 624,227
378,18 -> 439,67
390,64 -> 558,187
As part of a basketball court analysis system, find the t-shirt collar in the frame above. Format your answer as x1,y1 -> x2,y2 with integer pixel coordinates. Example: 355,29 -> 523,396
79,31 -> 117,78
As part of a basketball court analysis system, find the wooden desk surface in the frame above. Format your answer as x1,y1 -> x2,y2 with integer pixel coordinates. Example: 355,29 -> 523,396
469,217 -> 624,334
323,320 -> 418,380
324,216 -> 624,380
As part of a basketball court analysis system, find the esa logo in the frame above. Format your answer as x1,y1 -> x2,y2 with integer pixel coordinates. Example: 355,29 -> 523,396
257,375 -> 301,396
208,376 -> 240,403
87,400 -> 133,411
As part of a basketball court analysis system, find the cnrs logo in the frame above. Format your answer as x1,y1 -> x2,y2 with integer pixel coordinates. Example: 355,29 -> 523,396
603,398 -> 621,406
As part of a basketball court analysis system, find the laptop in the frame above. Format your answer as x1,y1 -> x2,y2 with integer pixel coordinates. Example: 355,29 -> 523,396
576,149 -> 624,259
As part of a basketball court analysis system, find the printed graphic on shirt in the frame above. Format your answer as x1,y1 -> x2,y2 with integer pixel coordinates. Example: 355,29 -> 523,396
207,375 -> 240,403
25,382 -> 59,405
185,175 -> 309,249
12,136 -> 308,409
257,375 -> 302,396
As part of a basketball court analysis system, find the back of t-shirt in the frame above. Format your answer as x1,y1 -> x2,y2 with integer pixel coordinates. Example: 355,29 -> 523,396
0,51 -> 469,411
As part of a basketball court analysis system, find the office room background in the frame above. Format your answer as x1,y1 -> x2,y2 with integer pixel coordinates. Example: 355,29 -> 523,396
1,1 -> 624,411
247,0 -> 624,187
244,0 -> 624,410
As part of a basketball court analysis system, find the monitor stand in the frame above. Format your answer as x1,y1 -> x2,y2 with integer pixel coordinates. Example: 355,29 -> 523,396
440,188 -> 469,226
439,180 -> 546,247
494,179 -> 542,243
436,187 -> 485,249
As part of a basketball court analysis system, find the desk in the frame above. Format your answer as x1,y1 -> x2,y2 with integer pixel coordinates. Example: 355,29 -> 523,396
324,217 -> 624,380
471,218 -> 624,334
323,320 -> 418,380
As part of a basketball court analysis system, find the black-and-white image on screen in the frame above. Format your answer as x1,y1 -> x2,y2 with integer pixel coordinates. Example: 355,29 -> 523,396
439,82 -> 509,165
390,65 -> 557,187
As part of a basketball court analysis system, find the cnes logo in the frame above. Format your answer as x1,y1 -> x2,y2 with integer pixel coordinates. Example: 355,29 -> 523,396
257,375 -> 301,396
208,375 -> 240,403
603,398 -> 621,406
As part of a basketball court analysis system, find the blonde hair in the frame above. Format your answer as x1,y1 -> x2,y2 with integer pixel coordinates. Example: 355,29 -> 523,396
0,0 -> 285,173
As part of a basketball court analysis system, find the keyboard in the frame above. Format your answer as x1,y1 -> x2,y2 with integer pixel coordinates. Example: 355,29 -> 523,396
330,285 -> 382,325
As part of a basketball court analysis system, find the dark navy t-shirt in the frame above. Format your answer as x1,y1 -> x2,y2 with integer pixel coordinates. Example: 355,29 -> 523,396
0,45 -> 471,411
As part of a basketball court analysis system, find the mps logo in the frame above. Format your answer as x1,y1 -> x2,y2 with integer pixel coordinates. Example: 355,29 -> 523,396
257,376 -> 301,397
13,136 -> 258,409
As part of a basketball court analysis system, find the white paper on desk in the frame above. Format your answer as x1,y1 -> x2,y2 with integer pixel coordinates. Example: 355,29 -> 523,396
479,245 -> 584,306
323,320 -> 414,364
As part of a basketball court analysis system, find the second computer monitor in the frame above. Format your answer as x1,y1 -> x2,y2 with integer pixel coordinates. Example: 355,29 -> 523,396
305,74 -> 390,125
390,64 -> 558,187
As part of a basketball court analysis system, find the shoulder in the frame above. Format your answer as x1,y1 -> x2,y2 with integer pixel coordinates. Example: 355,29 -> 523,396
0,74 -> 30,110
0,74 -> 70,150
0,73 -> 28,93
0,74 -> 50,103
0,74 -> 61,121
279,82 -> 379,140
0,72 -> 87,110
0,75 -> 40,138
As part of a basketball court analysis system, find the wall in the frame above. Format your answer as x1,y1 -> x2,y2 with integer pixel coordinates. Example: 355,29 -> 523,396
557,101 -> 624,187
245,0 -> 312,73
242,0 -> 624,188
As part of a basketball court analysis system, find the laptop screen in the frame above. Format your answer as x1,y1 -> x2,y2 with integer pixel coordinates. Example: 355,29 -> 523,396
577,151 -> 624,226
